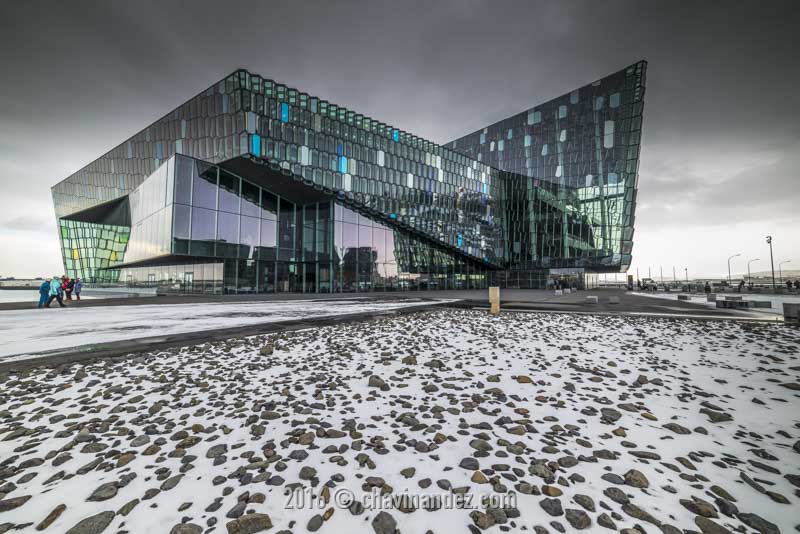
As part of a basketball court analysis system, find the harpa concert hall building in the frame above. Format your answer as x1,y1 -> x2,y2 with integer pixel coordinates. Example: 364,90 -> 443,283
52,62 -> 646,294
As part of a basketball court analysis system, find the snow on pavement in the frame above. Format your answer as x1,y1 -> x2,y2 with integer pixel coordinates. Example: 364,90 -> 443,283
632,291 -> 800,316
0,309 -> 797,533
0,298 -> 450,361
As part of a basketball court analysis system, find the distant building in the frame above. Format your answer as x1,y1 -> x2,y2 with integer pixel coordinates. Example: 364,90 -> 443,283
51,62 -> 646,293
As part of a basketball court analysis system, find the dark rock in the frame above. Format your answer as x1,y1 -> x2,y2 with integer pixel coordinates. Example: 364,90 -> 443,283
65,511 -> 116,534
623,469 -> 649,488
539,498 -> 563,517
737,513 -> 780,534
36,503 -> 66,530
564,509 -> 591,529
225,513 -> 273,534
87,483 -> 118,502
694,516 -> 733,534
0,495 -> 30,512
460,457 -> 479,470
371,511 -> 397,534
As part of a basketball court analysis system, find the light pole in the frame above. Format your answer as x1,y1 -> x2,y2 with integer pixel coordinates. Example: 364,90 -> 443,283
779,260 -> 791,284
727,253 -> 741,285
747,258 -> 759,285
766,236 -> 776,290
684,267 -> 688,283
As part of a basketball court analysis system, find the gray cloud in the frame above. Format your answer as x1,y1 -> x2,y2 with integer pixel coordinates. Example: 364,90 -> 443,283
2,214 -> 54,233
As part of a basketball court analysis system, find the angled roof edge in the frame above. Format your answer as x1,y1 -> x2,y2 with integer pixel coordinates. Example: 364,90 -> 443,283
445,60 -> 647,148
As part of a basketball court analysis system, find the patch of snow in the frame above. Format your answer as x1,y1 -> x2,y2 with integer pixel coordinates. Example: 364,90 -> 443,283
0,298 -> 452,360
0,310 -> 796,533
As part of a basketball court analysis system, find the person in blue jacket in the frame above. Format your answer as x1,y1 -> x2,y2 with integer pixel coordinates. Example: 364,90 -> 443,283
45,275 -> 65,308
37,278 -> 50,308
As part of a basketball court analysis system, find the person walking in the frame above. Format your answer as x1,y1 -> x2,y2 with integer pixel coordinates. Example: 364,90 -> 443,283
65,277 -> 74,300
794,280 -> 799,290
37,278 -> 50,308
74,278 -> 83,300
704,281 -> 711,294
46,276 -> 66,307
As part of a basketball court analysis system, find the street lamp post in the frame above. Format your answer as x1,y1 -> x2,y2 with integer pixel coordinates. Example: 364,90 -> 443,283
779,260 -> 791,284
766,236 -> 776,290
747,258 -> 760,286
727,253 -> 741,285
684,267 -> 688,284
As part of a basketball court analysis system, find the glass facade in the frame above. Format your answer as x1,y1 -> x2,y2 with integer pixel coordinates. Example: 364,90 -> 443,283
52,62 -> 646,292
449,62 -> 646,273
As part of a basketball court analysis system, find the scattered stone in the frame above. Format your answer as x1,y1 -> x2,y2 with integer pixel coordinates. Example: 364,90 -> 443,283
564,508 -> 591,529
64,511 -> 115,534
36,503 -> 66,530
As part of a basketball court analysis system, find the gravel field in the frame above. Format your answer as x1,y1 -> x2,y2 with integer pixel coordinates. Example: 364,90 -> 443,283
0,309 -> 798,534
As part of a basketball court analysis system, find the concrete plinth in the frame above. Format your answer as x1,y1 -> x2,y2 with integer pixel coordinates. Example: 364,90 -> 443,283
585,296 -> 598,304
608,296 -> 620,304
706,294 -> 717,302
784,303 -> 800,323
717,300 -> 752,309
678,294 -> 690,301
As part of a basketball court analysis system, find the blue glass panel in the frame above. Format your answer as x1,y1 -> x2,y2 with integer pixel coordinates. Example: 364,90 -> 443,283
250,134 -> 261,156
337,143 -> 343,156
389,213 -> 397,219
457,234 -> 463,247
392,129 -> 399,142
280,103 -> 289,123
339,156 -> 348,174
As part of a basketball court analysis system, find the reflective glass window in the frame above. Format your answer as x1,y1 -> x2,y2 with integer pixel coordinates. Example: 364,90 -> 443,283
175,156 -> 193,205
217,211 -> 239,253
241,180 -> 260,217
191,207 -> 216,241
604,121 -> 615,148
260,191 -> 278,220
192,164 -> 217,209
173,204 -> 191,239
260,219 -> 277,247
218,170 -> 240,213
240,216 -> 259,259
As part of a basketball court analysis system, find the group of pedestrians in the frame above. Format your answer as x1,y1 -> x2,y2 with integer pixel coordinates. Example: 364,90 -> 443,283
37,276 -> 82,308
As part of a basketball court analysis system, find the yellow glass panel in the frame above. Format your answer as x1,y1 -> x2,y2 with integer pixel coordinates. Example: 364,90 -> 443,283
72,249 -> 79,260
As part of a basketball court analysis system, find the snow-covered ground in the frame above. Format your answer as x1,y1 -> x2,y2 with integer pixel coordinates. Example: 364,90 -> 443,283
0,289 -> 101,304
0,290 -> 55,304
0,309 -> 797,533
633,291 -> 800,316
0,298 -> 449,361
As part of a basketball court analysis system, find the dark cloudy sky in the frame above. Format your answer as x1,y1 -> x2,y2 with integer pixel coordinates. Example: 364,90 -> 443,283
1,0 -> 798,280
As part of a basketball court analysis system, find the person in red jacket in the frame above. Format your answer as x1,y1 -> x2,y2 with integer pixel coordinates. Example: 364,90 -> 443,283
66,277 -> 75,300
